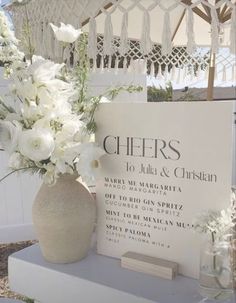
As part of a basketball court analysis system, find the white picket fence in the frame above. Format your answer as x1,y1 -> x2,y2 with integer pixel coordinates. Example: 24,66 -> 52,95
0,157 -> 41,243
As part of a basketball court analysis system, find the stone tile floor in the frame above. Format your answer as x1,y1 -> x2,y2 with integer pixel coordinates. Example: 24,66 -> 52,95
0,241 -> 36,302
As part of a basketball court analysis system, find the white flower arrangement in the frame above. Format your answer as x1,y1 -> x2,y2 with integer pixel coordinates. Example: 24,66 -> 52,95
193,190 -> 236,242
0,10 -> 23,64
0,9 -> 141,185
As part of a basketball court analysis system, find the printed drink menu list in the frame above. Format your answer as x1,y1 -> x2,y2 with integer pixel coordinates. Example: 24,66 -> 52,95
95,102 -> 233,278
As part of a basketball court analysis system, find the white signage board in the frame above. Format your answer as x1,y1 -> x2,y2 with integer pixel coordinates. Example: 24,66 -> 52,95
95,102 -> 233,279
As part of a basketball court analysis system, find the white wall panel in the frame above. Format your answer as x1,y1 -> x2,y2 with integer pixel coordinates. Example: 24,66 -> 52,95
0,67 -> 42,243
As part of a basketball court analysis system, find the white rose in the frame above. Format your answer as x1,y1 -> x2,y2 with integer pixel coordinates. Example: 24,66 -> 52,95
29,58 -> 64,82
50,23 -> 82,43
18,129 -> 55,162
0,120 -> 21,153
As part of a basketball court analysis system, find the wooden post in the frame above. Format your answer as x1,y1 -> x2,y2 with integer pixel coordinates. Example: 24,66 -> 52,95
207,51 -> 216,101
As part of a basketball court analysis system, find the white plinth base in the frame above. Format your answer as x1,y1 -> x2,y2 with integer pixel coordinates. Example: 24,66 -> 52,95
8,244 -> 235,303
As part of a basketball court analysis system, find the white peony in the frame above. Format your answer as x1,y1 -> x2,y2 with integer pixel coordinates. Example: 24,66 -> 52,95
0,120 -> 21,153
18,129 -> 55,162
50,23 -> 82,43
29,57 -> 64,83
76,143 -> 105,185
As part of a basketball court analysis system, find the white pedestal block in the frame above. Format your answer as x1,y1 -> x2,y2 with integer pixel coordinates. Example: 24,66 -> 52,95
8,244 -> 235,303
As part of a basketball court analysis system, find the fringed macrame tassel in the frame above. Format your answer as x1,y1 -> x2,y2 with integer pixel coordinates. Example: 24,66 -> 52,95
140,10 -> 152,55
157,65 -> 163,79
211,8 -> 219,54
115,57 -> 119,74
171,65 -> 176,81
162,11 -> 172,55
197,66 -> 202,81
108,56 -> 112,70
103,14 -> 113,56
222,65 -> 227,82
88,17 -> 97,60
183,66 -> 187,80
143,59 -> 147,74
128,58 -> 134,73
100,57 -> 104,72
120,12 -> 129,55
150,62 -> 155,77
164,65 -> 169,81
230,6 -> 236,54
186,8 -> 196,54
190,66 -> 195,81
176,66 -> 181,84
123,57 -> 128,73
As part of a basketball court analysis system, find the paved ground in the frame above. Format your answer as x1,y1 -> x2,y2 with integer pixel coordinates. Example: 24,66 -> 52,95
0,241 -> 36,302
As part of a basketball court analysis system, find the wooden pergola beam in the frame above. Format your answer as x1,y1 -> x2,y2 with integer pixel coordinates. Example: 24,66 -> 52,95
219,4 -> 229,22
181,0 -> 211,23
201,3 -> 212,21
81,2 -> 113,27
221,7 -> 233,23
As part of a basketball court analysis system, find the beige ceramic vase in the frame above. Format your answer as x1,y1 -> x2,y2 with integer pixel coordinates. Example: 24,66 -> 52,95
32,174 -> 96,263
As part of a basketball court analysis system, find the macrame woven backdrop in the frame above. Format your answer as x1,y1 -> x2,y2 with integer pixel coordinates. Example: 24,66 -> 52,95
11,0 -> 236,85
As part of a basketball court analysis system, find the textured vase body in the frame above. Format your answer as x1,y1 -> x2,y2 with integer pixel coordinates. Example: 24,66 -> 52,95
32,174 -> 96,263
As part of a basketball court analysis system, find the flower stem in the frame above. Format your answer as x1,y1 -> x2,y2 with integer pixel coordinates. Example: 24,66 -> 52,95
0,96 -> 14,113
0,166 -> 38,183
211,232 -> 217,270
61,44 -> 67,64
